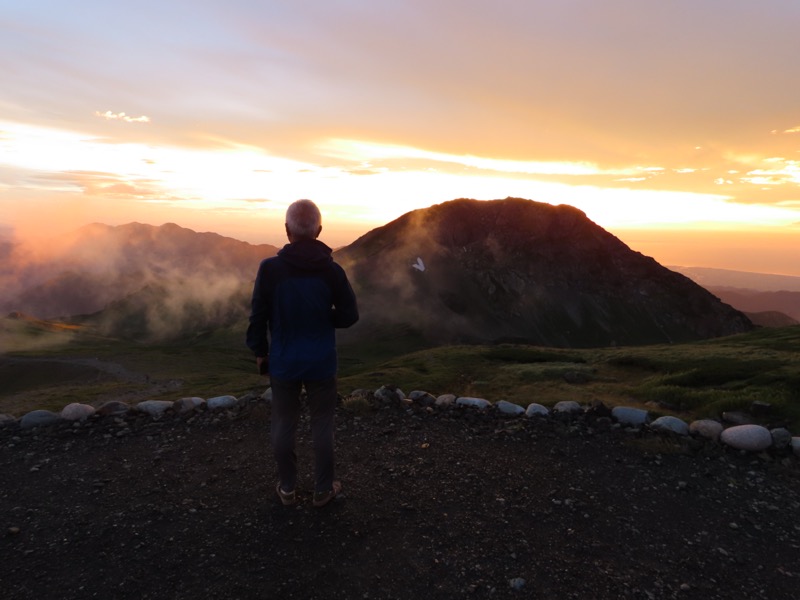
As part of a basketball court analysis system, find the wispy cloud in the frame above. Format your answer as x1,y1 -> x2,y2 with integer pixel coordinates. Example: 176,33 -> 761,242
95,111 -> 150,124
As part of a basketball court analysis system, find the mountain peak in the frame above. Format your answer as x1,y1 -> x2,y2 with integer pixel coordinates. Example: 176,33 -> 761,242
337,198 -> 752,347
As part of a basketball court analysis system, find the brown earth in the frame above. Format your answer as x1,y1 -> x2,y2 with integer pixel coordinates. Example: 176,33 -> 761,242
1,395 -> 799,600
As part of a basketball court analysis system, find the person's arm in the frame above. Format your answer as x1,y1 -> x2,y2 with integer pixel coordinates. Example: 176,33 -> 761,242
330,265 -> 359,328
246,261 -> 271,361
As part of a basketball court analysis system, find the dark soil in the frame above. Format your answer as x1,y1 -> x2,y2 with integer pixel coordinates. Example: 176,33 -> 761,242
1,396 -> 799,600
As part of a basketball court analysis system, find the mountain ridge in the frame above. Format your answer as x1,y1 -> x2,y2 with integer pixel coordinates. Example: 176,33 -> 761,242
0,198 -> 779,346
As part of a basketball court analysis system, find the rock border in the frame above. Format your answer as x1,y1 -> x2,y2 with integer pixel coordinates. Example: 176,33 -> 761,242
1,385 -> 799,460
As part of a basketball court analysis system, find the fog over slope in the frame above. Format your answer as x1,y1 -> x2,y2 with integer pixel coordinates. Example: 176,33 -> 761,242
0,223 -> 279,340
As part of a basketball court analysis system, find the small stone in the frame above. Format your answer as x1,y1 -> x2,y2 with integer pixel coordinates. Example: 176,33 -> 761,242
770,428 -> 792,449
509,577 -> 526,591
8,527 -> 20,535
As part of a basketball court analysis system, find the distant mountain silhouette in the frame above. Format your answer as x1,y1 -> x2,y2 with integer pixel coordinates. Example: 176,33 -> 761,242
1,223 -> 278,339
3,202 -> 761,345
706,288 -> 800,323
335,198 -> 754,347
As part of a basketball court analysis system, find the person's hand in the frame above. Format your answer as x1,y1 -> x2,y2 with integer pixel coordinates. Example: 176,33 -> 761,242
257,356 -> 269,376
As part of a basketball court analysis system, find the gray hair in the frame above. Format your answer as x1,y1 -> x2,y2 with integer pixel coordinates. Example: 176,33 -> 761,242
285,199 -> 322,239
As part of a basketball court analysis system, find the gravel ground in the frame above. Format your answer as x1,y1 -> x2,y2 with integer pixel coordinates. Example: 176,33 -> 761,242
1,397 -> 799,599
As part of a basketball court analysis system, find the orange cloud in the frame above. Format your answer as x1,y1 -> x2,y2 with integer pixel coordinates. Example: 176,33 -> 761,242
95,111 -> 150,124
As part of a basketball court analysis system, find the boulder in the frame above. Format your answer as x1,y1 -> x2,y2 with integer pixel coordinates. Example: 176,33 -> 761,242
96,401 -> 130,416
207,395 -> 238,410
770,428 -> 792,449
612,406 -> 649,426
525,403 -> 550,417
553,401 -> 582,414
651,416 -> 689,436
136,400 -> 173,417
174,397 -> 205,413
60,403 -> 96,421
375,386 -> 405,405
408,391 -> 437,407
689,419 -> 724,442
720,424 -> 773,452
456,396 -> 491,410
0,414 -> 17,427
496,400 -> 525,416
20,410 -> 62,430
435,394 -> 456,407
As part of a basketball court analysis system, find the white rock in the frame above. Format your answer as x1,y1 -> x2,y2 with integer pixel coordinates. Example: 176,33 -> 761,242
526,403 -> 550,417
173,397 -> 205,413
651,416 -> 689,436
792,437 -> 800,458
207,395 -> 238,410
435,394 -> 456,407
456,396 -> 491,410
770,428 -> 792,449
136,400 -> 173,417
20,410 -> 62,429
689,419 -> 724,441
553,401 -> 582,414
612,406 -> 649,426
496,400 -> 525,416
720,424 -> 773,452
262,387 -> 273,402
60,403 -> 96,421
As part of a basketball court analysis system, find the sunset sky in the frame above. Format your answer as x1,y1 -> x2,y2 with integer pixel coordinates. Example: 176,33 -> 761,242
2,0 -> 800,274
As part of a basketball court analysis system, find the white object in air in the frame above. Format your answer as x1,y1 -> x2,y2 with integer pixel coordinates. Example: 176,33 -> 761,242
412,257 -> 426,272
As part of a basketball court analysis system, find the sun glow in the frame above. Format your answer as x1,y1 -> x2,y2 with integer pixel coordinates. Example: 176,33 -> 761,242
3,119 -> 800,256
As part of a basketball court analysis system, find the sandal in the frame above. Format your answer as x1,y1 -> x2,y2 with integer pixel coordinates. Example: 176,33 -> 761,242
276,482 -> 297,506
313,481 -> 343,508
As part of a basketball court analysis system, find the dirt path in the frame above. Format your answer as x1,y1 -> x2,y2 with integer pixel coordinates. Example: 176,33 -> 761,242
1,400 -> 799,599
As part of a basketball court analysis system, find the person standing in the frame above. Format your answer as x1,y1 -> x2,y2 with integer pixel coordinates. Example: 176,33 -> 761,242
246,199 -> 359,507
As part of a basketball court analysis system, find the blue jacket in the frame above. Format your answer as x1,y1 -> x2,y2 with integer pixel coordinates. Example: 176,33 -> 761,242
246,239 -> 359,380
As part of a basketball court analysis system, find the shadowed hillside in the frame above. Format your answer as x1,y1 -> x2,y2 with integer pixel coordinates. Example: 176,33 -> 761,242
336,198 -> 753,347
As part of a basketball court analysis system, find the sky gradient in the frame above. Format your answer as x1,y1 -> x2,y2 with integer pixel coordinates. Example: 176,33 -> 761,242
2,1 -> 799,274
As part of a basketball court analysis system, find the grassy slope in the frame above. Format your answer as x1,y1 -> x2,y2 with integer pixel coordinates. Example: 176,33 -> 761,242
3,319 -> 800,431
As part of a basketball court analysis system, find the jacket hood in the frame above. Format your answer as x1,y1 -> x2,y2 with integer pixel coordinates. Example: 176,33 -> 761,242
277,238 -> 333,271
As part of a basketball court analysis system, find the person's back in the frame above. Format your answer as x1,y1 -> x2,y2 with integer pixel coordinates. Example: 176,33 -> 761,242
246,199 -> 358,508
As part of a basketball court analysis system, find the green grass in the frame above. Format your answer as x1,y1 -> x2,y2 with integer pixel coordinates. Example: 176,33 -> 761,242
3,319 -> 800,431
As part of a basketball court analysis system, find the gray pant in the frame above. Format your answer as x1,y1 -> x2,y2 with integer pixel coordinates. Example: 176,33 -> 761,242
269,377 -> 337,494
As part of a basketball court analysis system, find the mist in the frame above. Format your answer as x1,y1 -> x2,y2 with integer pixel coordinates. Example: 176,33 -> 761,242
0,222 -> 277,346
